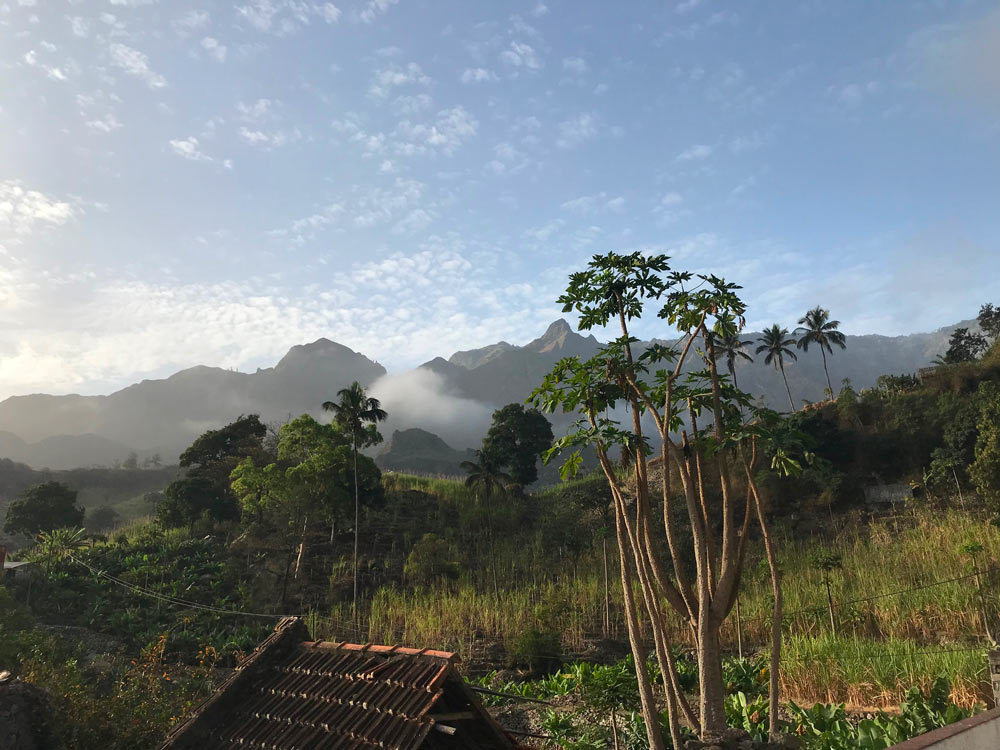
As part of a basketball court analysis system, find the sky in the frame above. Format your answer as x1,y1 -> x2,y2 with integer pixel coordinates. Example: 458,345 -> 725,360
1,0 -> 999,400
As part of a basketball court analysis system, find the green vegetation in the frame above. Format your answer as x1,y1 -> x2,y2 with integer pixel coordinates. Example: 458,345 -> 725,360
4,481 -> 84,537
4,295 -> 1000,748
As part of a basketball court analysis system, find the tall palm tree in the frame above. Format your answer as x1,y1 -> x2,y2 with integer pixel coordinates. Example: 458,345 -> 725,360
716,332 -> 754,391
322,381 -> 387,622
795,306 -> 847,396
756,325 -> 798,412
460,453 -> 512,599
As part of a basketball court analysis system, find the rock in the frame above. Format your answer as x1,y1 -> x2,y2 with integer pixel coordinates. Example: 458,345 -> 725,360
777,736 -> 802,750
0,674 -> 51,750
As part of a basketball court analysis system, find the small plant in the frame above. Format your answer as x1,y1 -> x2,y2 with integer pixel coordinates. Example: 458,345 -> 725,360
506,627 -> 563,675
724,691 -> 769,743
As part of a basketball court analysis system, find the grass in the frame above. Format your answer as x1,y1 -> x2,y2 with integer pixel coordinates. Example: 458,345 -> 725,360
356,476 -> 1000,707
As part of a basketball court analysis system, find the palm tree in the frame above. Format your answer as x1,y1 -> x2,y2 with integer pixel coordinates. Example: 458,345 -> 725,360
460,453 -> 512,598
756,324 -> 798,412
795,306 -> 847,396
35,526 -> 88,576
322,381 -> 387,622
716,332 -> 754,391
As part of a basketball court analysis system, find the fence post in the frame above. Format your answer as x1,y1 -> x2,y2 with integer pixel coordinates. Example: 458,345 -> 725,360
735,591 -> 743,659
990,650 -> 1000,709
0,545 -> 6,581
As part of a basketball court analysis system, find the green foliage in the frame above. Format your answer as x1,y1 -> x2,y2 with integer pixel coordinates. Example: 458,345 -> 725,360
507,627 -> 562,674
808,550 -> 843,573
3,481 -> 85,537
480,403 -> 554,486
403,533 -> 460,585
943,327 -> 988,364
158,414 -> 268,529
724,691 -> 769,742
722,654 -> 768,695
969,380 -> 1000,513
85,505 -> 120,532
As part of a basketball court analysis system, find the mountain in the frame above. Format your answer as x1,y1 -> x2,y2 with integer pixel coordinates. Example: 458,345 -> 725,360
0,339 -> 385,467
375,428 -> 473,476
0,318 -> 963,471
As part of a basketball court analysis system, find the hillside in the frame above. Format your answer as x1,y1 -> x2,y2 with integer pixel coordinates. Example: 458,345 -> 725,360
0,318 -> 962,470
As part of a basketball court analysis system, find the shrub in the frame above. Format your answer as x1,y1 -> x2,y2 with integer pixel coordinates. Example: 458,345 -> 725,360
506,627 -> 562,675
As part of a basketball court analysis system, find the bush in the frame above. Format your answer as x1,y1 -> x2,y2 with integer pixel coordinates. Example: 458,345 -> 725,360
506,627 -> 562,674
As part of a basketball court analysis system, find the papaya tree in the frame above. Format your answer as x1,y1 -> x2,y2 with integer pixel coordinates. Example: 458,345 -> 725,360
530,252 -> 787,746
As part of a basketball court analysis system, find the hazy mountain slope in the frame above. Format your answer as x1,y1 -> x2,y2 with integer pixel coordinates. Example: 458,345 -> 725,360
0,339 -> 385,464
375,428 -> 473,476
0,319 -> 963,470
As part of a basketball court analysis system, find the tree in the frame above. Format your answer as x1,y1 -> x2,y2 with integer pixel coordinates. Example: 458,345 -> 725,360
757,324 -> 798,412
532,252 -> 792,745
158,415 -> 267,530
122,452 -> 139,470
715,331 -> 753,391
3,482 -> 84,537
460,453 -> 513,598
795,307 -> 847,396
231,415 -> 377,608
322,381 -> 388,621
979,303 -> 1000,343
86,506 -> 120,532
970,381 -> 1000,517
808,550 -> 843,636
479,403 -> 554,486
942,327 -> 988,364
35,527 -> 87,576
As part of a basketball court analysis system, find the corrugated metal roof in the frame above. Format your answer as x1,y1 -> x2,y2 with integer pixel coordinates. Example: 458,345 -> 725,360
160,618 -> 516,750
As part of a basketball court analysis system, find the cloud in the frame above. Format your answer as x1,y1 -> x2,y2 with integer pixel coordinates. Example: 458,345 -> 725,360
237,1 -> 338,34
0,180 -> 78,237
369,62 -> 432,98
675,0 -> 704,13
359,0 -> 398,23
238,126 -> 302,148
237,98 -> 274,121
86,113 -> 124,133
562,56 -> 587,74
833,81 -> 880,108
461,67 -> 497,83
560,192 -> 625,215
173,10 -> 210,32
368,369 -> 493,448
556,113 -> 598,148
201,37 -> 227,62
394,106 -> 478,156
675,143 -> 712,161
500,41 -> 542,71
109,43 -> 167,88
169,137 -> 230,166
529,3 -> 549,17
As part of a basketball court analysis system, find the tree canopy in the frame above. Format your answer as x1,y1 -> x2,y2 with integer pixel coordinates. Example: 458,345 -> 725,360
3,481 -> 85,537
479,403 -> 554,486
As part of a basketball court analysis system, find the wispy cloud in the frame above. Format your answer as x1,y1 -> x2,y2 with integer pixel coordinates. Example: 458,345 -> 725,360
109,43 -> 167,88
675,143 -> 712,161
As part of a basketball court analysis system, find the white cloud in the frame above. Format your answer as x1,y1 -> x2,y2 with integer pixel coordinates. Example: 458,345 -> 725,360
560,192 -> 625,215
834,80 -> 880,108
0,180 -> 78,237
109,0 -> 158,6
562,56 -> 587,74
675,143 -> 713,161
556,113 -> 598,148
660,192 -> 683,207
237,98 -> 274,121
529,3 -> 549,17
68,17 -> 90,37
360,0 -> 398,23
394,106 -> 478,156
393,93 -> 433,115
201,36 -> 227,62
500,41 -> 542,71
173,10 -> 209,32
238,126 -> 302,148
369,62 -> 432,98
461,67 -> 497,83
169,136 -> 227,165
109,43 -> 167,88
237,0 -> 337,34
86,113 -> 124,133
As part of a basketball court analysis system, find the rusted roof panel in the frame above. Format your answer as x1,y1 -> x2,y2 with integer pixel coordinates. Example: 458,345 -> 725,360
160,618 -> 514,750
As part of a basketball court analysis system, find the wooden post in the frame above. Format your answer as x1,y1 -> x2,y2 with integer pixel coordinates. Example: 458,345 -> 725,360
610,709 -> 620,750
990,650 -> 1000,709
0,545 -> 6,581
953,467 -> 966,511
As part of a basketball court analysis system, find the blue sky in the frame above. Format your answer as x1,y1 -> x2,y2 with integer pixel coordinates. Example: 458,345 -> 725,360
1,0 -> 999,399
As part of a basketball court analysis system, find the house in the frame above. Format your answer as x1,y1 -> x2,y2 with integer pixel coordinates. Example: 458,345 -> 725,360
159,617 -> 518,750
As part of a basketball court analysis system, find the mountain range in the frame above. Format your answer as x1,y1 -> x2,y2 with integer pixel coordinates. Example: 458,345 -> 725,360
0,318 -> 964,470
